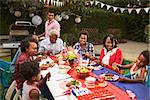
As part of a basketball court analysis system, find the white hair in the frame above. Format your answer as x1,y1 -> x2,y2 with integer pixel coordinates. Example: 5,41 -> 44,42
48,29 -> 60,37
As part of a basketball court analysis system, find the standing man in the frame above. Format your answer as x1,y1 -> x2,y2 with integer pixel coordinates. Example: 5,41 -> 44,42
45,11 -> 60,38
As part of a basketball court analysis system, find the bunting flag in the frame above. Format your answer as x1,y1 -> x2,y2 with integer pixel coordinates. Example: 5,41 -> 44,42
92,0 -> 150,14
47,0 -> 50,5
120,8 -> 125,13
106,5 -> 111,10
40,0 -> 149,13
100,2 -> 105,8
90,1 -> 94,5
135,8 -> 141,14
95,1 -> 100,5
144,8 -> 150,13
43,0 -> 46,4
40,0 -> 64,7
113,7 -> 118,12
128,8 -> 133,14
53,1 -> 56,6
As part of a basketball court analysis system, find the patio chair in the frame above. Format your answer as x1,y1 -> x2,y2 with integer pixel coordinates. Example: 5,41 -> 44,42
145,65 -> 150,88
0,60 -> 14,99
0,47 -> 21,99
5,80 -> 22,100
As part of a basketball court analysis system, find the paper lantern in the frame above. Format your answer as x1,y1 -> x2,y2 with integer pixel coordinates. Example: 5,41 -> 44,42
55,15 -> 62,21
29,13 -> 34,17
61,12 -> 66,18
14,11 -> 21,17
64,15 -> 69,20
75,16 -> 81,23
32,15 -> 42,25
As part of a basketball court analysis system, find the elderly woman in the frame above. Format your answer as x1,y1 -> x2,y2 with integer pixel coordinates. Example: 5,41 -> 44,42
73,30 -> 95,60
38,29 -> 64,55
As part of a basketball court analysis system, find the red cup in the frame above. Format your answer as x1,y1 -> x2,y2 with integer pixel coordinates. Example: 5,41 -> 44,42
99,76 -> 105,83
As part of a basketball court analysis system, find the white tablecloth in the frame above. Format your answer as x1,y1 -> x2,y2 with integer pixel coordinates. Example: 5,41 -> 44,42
41,58 -> 72,100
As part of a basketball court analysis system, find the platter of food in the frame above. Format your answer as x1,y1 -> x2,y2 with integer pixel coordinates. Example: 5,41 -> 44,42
102,74 -> 119,81
39,57 -> 55,70
98,81 -> 108,88
66,80 -> 82,88
60,79 -> 82,90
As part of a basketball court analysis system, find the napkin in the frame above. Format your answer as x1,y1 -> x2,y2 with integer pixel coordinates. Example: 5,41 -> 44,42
126,89 -> 136,100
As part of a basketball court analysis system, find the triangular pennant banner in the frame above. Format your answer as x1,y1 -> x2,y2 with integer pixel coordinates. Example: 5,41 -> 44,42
90,1 -> 94,5
47,0 -> 50,5
113,7 -> 118,12
135,8 -> 141,14
53,1 -> 56,6
128,8 -> 133,14
100,2 -> 105,8
60,2 -> 63,7
50,0 -> 53,5
144,8 -> 150,13
43,0 -> 46,4
95,1 -> 100,5
106,5 -> 111,10
55,1 -> 58,6
120,8 -> 125,13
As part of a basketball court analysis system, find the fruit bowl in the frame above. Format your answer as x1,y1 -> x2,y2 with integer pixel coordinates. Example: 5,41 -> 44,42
76,67 -> 92,79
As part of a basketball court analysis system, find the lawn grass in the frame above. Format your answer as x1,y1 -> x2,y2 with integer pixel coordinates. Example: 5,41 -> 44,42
0,56 -> 11,99
0,56 -> 11,62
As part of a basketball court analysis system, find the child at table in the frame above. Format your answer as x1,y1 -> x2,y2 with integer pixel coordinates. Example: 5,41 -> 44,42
117,50 -> 149,83
20,61 -> 51,100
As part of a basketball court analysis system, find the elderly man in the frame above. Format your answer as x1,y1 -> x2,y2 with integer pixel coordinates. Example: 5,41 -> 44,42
38,29 -> 64,55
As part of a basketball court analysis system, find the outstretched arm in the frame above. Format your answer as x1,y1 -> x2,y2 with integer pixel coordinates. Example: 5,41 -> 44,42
119,67 -> 146,83
38,72 -> 51,88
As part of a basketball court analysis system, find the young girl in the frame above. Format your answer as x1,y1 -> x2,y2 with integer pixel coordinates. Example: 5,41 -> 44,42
20,61 -> 51,100
118,50 -> 149,83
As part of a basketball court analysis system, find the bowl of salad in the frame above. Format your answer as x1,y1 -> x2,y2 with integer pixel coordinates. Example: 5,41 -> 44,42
76,67 -> 92,79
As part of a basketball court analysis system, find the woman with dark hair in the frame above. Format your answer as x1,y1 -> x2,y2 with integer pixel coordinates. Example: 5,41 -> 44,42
14,37 -> 38,89
99,34 -> 123,73
73,30 -> 95,60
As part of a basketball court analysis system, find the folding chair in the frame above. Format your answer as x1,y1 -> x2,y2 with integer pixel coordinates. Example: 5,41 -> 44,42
5,80 -> 22,100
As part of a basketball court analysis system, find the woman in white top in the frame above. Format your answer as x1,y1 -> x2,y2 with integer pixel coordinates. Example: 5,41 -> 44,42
117,50 -> 149,83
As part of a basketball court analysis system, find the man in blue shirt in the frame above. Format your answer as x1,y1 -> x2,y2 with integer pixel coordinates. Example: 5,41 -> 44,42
38,29 -> 64,55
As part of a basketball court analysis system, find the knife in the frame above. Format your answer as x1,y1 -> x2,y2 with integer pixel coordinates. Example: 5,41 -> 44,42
56,76 -> 72,81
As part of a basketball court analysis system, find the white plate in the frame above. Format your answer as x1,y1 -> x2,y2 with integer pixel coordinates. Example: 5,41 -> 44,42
59,79 -> 82,90
101,74 -> 119,81
99,81 -> 108,87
